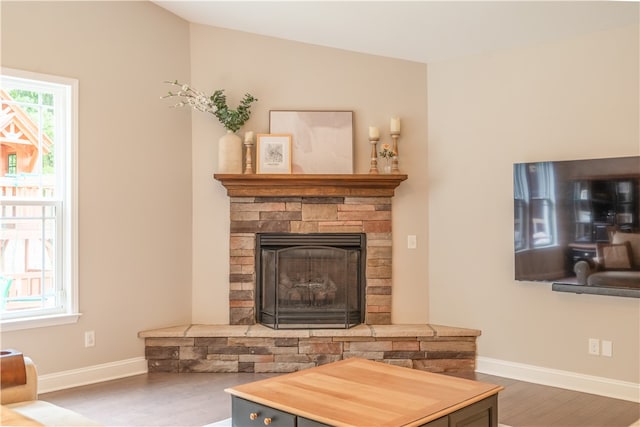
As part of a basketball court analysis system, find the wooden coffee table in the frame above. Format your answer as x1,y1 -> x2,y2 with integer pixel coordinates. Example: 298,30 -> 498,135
225,357 -> 503,427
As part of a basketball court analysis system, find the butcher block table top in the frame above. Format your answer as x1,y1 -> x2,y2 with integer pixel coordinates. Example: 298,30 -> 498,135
225,357 -> 503,427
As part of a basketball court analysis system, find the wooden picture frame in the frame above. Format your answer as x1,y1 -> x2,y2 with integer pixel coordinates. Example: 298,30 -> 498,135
256,134 -> 292,174
269,110 -> 354,174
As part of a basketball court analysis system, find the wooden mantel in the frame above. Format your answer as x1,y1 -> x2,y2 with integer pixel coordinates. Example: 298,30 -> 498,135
213,174 -> 408,197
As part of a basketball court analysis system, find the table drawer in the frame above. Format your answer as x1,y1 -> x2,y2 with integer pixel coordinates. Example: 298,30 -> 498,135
232,397 -> 296,427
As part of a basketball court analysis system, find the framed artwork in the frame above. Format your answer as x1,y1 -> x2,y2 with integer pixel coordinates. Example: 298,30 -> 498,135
256,134 -> 292,174
269,110 -> 353,174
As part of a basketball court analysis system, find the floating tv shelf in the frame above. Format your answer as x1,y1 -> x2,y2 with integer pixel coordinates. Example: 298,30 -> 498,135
552,282 -> 639,298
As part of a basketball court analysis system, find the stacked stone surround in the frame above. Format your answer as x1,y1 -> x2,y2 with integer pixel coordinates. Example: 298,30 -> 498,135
139,181 -> 481,375
139,324 -> 480,374
228,196 -> 393,325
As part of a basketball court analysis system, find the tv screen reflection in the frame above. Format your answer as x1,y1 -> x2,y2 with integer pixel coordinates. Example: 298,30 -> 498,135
513,156 -> 639,287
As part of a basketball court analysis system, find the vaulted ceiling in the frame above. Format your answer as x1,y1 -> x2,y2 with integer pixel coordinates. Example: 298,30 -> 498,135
152,1 -> 638,63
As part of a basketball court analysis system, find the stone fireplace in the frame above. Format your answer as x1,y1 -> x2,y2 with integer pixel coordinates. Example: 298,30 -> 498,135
228,195 -> 395,326
219,174 -> 409,326
139,174 -> 481,375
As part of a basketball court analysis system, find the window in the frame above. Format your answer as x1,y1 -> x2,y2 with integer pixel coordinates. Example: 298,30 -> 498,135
1,68 -> 78,330
7,154 -> 17,174
514,162 -> 558,251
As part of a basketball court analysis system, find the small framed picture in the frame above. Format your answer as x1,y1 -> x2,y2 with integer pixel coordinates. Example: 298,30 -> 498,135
256,134 -> 292,174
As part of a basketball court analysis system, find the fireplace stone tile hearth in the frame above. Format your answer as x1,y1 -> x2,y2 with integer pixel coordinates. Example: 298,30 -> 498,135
139,324 -> 480,374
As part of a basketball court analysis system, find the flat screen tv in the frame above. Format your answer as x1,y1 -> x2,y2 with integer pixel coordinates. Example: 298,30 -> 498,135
513,155 -> 640,297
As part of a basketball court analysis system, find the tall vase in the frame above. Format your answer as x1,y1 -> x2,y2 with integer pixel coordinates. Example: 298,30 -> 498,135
218,130 -> 243,174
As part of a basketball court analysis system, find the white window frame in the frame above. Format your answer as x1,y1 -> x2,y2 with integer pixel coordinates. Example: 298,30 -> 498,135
514,162 -> 558,252
1,67 -> 79,331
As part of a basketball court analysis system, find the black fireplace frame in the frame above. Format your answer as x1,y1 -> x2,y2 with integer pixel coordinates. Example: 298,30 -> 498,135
255,233 -> 366,329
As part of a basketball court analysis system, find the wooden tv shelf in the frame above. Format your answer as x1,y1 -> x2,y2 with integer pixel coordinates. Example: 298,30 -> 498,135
213,174 -> 408,197
225,357 -> 503,427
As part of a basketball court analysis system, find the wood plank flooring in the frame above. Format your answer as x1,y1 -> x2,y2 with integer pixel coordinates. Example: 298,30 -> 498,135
39,371 -> 639,427
475,373 -> 639,427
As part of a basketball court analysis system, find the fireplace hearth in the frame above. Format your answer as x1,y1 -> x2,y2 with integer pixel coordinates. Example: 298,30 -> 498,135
256,233 -> 365,329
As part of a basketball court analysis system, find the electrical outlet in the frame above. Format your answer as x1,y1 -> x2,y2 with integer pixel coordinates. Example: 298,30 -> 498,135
588,338 -> 600,355
85,331 -> 95,348
408,235 -> 417,249
601,340 -> 612,357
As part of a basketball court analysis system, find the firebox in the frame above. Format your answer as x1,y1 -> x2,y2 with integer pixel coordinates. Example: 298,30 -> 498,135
256,233 -> 366,329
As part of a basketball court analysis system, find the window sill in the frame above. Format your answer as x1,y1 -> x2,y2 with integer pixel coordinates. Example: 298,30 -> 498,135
1,313 -> 82,332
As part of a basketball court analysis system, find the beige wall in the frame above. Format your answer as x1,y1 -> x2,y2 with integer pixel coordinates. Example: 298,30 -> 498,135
428,25 -> 639,383
0,2 -> 193,374
189,25 -> 429,324
2,1 -> 638,387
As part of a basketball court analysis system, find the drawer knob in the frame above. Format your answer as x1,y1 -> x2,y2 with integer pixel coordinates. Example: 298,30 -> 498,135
263,418 -> 272,425
249,412 -> 259,421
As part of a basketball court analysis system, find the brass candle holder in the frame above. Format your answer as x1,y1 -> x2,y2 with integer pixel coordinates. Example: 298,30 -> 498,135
390,130 -> 400,174
243,138 -> 254,174
369,137 -> 380,174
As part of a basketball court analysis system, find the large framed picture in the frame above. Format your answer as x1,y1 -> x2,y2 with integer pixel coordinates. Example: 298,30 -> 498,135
256,134 -> 292,174
269,110 -> 353,174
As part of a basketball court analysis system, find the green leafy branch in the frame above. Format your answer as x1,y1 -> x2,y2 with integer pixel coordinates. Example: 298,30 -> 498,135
210,90 -> 258,133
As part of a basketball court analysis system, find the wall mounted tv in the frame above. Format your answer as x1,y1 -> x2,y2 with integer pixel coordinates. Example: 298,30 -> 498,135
513,155 -> 639,298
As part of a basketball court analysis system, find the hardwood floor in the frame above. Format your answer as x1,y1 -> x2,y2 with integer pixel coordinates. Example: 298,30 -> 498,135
39,371 -> 639,427
474,373 -> 639,427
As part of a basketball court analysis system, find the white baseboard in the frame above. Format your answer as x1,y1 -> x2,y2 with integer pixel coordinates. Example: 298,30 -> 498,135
38,357 -> 148,394
477,356 -> 640,403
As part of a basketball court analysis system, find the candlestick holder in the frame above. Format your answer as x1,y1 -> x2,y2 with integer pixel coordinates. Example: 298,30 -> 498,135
369,137 -> 380,174
243,139 -> 254,174
390,131 -> 400,174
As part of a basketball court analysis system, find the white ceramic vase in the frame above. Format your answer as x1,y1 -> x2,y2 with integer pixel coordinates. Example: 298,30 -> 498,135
218,130 -> 243,174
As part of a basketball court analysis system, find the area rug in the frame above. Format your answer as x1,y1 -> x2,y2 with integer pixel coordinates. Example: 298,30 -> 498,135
203,418 -> 512,427
203,419 -> 231,427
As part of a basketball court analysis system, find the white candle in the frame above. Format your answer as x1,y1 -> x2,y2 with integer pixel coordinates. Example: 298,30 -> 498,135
369,126 -> 379,139
390,117 -> 401,133
244,131 -> 254,143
